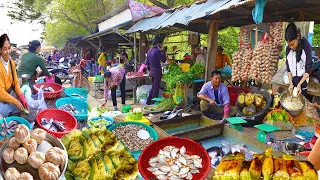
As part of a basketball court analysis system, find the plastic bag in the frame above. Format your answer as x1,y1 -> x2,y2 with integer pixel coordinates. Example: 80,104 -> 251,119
93,75 -> 104,83
219,65 -> 232,78
252,0 -> 267,24
27,87 -> 47,122
173,82 -> 184,105
136,85 -> 152,100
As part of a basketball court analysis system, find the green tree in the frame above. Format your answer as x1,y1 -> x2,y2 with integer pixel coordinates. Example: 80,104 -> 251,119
313,24 -> 320,47
218,27 -> 240,58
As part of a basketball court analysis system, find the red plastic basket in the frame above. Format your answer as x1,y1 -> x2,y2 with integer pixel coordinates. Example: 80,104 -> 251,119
34,82 -> 63,100
36,109 -> 77,138
138,137 -> 211,180
228,86 -> 251,106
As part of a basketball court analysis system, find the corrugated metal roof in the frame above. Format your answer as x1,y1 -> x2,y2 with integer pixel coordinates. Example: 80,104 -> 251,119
126,0 -> 251,33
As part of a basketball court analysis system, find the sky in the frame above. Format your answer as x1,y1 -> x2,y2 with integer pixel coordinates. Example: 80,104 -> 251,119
0,0 -> 43,47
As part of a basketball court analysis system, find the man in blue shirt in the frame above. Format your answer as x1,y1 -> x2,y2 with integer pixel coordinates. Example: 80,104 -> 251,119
198,71 -> 235,120
146,37 -> 167,105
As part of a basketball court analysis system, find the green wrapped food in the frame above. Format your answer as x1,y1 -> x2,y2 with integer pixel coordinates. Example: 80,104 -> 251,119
62,129 -> 83,149
67,139 -> 84,162
213,160 -> 242,180
286,160 -> 304,180
249,157 -> 263,180
72,159 -> 92,180
273,158 -> 290,180
298,161 -> 318,180
262,148 -> 274,180
240,161 -> 252,180
89,156 -> 113,180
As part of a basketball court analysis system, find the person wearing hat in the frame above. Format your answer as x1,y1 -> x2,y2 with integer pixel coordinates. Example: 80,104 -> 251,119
146,36 -> 167,105
216,46 -> 231,69
0,34 -> 28,116
17,40 -> 51,79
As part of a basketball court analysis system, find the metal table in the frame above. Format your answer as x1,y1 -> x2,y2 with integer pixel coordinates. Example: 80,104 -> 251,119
126,75 -> 149,104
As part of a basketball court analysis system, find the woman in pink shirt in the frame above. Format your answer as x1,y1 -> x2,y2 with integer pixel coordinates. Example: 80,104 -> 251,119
103,66 -> 126,110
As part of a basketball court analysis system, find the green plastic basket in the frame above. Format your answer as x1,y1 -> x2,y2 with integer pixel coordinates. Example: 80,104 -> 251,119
108,122 -> 158,158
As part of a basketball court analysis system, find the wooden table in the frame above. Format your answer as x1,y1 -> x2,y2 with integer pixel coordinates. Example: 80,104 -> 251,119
127,75 -> 149,104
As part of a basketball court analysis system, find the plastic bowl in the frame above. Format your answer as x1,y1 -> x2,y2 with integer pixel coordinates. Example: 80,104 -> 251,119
0,116 -> 31,140
108,122 -> 158,158
138,137 -> 211,180
36,109 -> 77,138
56,97 -> 88,121
64,87 -> 88,101
88,116 -> 114,129
33,82 -> 63,100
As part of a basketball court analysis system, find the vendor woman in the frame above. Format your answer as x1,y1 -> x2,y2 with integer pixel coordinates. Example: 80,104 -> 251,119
285,22 -> 312,97
102,66 -> 126,111
197,71 -> 234,121
0,34 -> 28,116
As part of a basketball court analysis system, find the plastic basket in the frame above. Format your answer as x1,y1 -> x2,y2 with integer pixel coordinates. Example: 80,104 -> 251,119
64,88 -> 88,101
0,116 -> 31,140
36,109 -> 77,138
56,97 -> 88,121
33,82 -> 63,100
108,122 -> 158,157
88,116 -> 114,129
138,137 -> 211,180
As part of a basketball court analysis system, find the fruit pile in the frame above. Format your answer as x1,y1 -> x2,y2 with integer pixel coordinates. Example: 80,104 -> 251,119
237,93 -> 267,115
266,110 -> 291,123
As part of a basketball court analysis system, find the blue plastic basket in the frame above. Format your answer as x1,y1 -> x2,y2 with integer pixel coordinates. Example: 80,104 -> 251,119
56,97 -> 88,121
108,122 -> 158,159
88,116 -> 114,129
0,116 -> 31,140
64,88 -> 88,101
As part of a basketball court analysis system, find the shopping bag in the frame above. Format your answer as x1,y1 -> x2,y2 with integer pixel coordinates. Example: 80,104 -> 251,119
173,82 -> 184,105
93,75 -> 104,83
27,87 -> 48,122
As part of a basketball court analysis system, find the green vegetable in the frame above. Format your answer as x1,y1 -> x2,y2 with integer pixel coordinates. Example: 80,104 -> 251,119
188,63 -> 205,76
154,98 -> 175,111
278,115 -> 284,121
281,109 -> 286,117
88,119 -> 112,128
284,115 -> 289,122
266,114 -> 272,121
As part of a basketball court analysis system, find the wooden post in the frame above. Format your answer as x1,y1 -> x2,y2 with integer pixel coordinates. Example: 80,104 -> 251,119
206,21 -> 219,81
139,32 -> 146,63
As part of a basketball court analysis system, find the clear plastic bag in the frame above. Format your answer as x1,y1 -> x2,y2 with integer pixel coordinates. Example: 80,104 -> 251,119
136,85 -> 152,100
26,87 -> 48,122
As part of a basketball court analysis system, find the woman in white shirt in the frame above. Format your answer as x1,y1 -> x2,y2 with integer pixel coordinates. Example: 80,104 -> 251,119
285,22 -> 313,97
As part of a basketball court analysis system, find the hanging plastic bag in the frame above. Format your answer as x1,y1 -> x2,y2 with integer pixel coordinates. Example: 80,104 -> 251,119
219,65 -> 232,78
252,0 -> 267,24
173,82 -> 184,105
27,87 -> 48,122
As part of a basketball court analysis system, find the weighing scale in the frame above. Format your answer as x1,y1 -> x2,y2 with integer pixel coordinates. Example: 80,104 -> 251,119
226,117 -> 247,131
254,124 -> 280,143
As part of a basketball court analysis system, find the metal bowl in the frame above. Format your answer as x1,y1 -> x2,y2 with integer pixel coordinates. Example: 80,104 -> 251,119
0,132 -> 67,179
280,91 -> 306,117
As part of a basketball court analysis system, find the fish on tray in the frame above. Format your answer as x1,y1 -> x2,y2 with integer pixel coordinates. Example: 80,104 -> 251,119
0,120 -> 20,137
41,118 -> 66,132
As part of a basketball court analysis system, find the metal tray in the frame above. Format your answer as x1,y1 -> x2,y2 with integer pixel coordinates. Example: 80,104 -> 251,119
0,133 -> 67,180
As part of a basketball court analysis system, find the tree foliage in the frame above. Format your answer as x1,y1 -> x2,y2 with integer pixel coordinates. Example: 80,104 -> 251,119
313,24 -> 320,47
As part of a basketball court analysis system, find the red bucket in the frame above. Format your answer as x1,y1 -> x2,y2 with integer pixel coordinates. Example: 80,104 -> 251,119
228,86 -> 251,106
138,137 -> 211,180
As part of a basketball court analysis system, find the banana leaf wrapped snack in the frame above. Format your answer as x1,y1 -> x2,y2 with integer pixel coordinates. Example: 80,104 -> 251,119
286,160 -> 304,180
240,161 -> 252,180
249,156 -> 263,180
273,158 -> 290,180
298,161 -> 318,180
262,148 -> 273,180
213,160 -> 242,180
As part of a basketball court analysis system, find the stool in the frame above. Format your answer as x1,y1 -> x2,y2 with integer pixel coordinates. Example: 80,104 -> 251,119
94,82 -> 104,97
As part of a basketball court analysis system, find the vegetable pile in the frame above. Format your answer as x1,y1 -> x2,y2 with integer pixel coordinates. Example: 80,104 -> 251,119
163,63 -> 205,91
154,98 -> 175,111
266,110 -> 290,123
232,22 -> 284,84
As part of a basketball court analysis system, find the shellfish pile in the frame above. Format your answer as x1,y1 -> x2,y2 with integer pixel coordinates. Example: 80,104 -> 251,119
147,146 -> 203,180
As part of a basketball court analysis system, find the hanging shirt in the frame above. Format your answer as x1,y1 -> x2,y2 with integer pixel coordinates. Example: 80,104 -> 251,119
104,66 -> 126,101
197,82 -> 230,106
